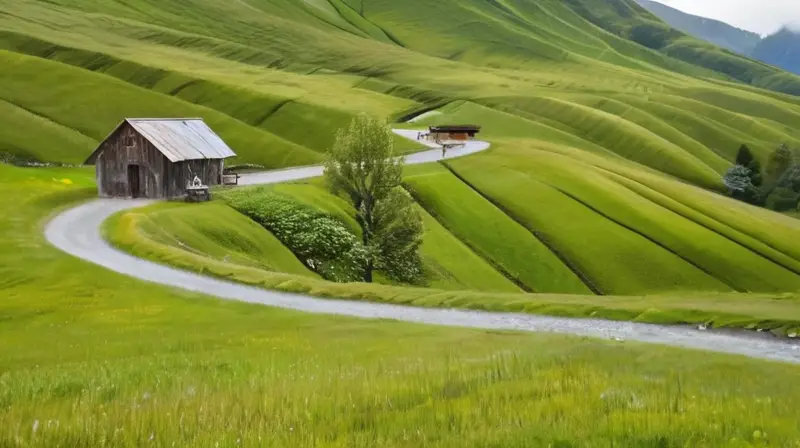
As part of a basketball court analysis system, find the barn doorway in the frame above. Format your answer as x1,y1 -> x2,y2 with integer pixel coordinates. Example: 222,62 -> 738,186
127,164 -> 141,198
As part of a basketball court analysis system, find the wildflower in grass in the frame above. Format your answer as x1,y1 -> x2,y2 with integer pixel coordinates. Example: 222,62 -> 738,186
32,420 -> 39,434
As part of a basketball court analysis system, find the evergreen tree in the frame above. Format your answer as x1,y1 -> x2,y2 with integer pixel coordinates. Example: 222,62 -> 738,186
734,144 -> 763,187
735,144 -> 755,166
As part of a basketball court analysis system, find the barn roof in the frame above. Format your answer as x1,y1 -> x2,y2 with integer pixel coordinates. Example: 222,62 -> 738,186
85,118 -> 237,164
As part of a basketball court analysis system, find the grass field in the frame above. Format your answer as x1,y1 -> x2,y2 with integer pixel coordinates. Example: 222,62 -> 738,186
5,0 -> 800,443
6,164 -> 800,446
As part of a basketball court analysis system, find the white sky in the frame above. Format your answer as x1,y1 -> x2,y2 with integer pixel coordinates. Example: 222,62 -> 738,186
657,0 -> 800,35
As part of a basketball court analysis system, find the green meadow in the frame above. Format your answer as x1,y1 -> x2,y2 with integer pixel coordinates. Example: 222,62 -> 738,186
3,0 -> 800,443
6,165 -> 800,446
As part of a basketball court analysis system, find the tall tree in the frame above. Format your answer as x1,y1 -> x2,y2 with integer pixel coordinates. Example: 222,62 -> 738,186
735,144 -> 755,166
735,144 -> 763,187
324,114 -> 423,283
766,144 -> 793,181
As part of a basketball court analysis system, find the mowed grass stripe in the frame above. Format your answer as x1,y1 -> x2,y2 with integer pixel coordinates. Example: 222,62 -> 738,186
404,163 -> 593,295
608,173 -> 800,279
414,205 -> 522,292
489,95 -> 723,188
518,138 -> 800,282
513,150 -> 800,292
615,168 -> 800,269
448,154 -> 730,295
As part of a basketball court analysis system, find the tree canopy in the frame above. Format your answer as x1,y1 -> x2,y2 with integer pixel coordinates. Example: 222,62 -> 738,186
324,114 -> 423,283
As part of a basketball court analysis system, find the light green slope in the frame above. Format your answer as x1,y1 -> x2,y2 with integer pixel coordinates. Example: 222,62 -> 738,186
113,202 -> 318,278
239,182 -> 521,292
405,164 -> 592,294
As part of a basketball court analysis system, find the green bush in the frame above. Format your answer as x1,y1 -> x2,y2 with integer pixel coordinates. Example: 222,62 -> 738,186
766,187 -> 800,212
222,189 -> 365,282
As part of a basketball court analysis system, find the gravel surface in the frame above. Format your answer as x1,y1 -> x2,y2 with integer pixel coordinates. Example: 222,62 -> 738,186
43,130 -> 800,364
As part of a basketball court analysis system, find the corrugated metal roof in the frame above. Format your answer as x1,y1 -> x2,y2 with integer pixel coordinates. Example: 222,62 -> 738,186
126,118 -> 236,162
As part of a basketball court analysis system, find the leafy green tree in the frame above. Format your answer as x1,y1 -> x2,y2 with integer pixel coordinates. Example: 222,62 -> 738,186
723,164 -> 760,204
759,144 -> 794,203
735,144 -> 763,186
766,144 -> 793,181
372,189 -> 424,283
324,114 -> 423,283
724,165 -> 752,193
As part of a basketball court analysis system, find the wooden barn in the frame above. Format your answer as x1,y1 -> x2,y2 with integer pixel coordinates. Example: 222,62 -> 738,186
428,125 -> 481,143
84,118 -> 236,199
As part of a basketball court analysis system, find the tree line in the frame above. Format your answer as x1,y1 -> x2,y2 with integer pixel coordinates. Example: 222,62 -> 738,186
723,143 -> 800,212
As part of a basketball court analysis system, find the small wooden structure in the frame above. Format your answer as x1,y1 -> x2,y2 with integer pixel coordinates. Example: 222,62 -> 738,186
428,125 -> 481,143
84,118 -> 236,199
185,175 -> 211,203
222,173 -> 240,185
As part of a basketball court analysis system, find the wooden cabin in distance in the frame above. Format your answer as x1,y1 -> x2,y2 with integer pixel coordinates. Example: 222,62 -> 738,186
427,125 -> 481,143
84,118 -> 236,199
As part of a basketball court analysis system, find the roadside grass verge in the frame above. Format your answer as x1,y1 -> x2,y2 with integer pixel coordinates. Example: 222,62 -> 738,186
114,201 -> 317,277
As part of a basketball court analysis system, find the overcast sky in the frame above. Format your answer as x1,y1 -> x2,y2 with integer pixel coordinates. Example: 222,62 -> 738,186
657,0 -> 800,35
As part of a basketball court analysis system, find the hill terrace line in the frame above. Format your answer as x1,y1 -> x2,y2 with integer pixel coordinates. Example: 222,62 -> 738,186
85,118 -> 236,199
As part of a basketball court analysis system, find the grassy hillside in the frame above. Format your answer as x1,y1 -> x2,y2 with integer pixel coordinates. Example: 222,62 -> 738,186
0,0 -> 797,295
109,201 -> 318,277
5,0 -> 800,439
11,165 -> 800,445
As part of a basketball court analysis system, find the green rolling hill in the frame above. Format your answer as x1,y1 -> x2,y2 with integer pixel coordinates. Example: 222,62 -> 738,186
2,0 -> 800,297
7,0 -> 800,444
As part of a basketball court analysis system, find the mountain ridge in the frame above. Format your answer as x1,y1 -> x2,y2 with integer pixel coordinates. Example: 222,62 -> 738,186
635,0 -> 800,75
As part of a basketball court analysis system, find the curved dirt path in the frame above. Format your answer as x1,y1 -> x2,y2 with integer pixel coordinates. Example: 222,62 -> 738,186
45,130 -> 800,364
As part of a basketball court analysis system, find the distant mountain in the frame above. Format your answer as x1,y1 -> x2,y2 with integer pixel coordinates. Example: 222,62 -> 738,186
752,28 -> 800,75
635,0 -> 761,55
635,0 -> 800,76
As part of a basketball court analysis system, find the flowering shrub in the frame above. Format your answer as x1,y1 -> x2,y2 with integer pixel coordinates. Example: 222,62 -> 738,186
222,189 -> 365,282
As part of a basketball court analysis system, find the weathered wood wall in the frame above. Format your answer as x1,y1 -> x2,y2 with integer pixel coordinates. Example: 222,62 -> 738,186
95,122 -> 224,199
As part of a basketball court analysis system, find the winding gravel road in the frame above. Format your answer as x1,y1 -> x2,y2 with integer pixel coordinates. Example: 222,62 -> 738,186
44,130 -> 800,364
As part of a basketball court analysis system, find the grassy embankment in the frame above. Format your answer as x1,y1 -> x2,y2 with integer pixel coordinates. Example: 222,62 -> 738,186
106,180 -> 800,336
6,164 -> 800,446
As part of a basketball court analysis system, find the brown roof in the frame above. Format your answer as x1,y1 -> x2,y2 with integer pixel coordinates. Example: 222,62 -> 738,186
428,125 -> 481,133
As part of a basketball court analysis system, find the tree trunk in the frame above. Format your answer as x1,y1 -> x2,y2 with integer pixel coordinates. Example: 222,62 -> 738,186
364,261 -> 373,283
361,204 -> 374,282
